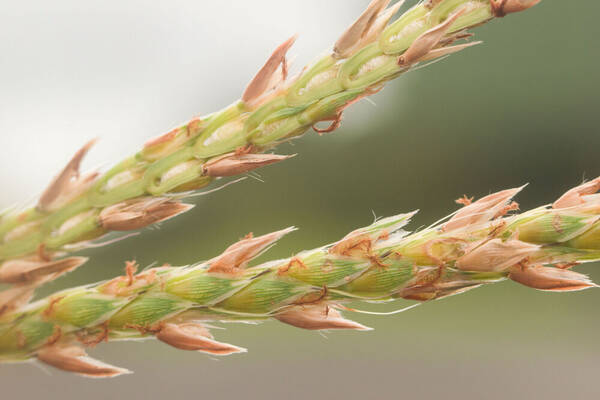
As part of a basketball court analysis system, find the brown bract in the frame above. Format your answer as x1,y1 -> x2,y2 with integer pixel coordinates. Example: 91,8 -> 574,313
37,139 -> 98,213
99,262 -> 158,297
242,36 -> 297,105
99,197 -> 194,231
456,239 -> 539,272
360,1 -> 405,46
156,323 -> 246,355
398,7 -> 467,66
0,256 -> 88,284
418,41 -> 482,63
275,304 -> 371,331
203,153 -> 294,177
144,128 -> 178,148
329,231 -> 372,257
553,177 -> 600,209
442,186 -> 525,231
330,222 -> 394,258
208,227 -> 295,273
334,0 -> 393,58
490,0 -> 542,17
329,231 -> 385,265
0,284 -> 34,316
36,343 -> 130,378
399,266 -> 484,301
508,265 -> 596,291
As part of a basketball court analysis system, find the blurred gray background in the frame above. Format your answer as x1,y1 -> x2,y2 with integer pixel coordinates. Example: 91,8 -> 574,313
1,0 -> 599,398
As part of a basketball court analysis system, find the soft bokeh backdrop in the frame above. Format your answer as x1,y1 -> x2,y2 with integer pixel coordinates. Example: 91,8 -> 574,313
1,0 -> 599,398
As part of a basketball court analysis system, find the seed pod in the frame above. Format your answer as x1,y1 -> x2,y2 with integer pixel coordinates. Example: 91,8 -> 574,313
203,153 -> 294,177
37,343 -> 130,378
157,323 -> 246,355
508,265 -> 596,291
275,304 -> 371,331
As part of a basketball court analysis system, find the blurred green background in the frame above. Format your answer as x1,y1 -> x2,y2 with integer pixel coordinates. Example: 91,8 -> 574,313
1,0 -> 599,398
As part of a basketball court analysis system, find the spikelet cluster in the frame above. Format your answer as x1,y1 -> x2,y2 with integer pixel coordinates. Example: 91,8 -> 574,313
0,0 -> 540,297
1,176 -> 597,377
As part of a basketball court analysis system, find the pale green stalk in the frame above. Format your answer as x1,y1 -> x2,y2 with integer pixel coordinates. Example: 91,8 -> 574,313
0,176 -> 597,377
0,0 -> 540,288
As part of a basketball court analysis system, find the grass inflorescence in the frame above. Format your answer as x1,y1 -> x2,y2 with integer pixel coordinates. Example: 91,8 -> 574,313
0,0 -> 540,295
1,175 -> 597,377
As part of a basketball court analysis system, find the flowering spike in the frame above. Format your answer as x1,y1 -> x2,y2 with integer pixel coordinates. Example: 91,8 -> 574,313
242,35 -> 297,105
275,304 -> 372,331
0,2 -> 553,376
208,227 -> 296,273
37,139 -> 97,212
553,177 -> 600,209
490,0 -> 542,18
2,176 -> 600,375
203,153 -> 294,177
36,344 -> 131,378
0,256 -> 88,284
99,198 -> 194,231
442,185 -> 525,231
398,7 -> 467,66
456,239 -> 539,272
508,265 -> 596,292
334,0 -> 391,58
156,323 -> 246,355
